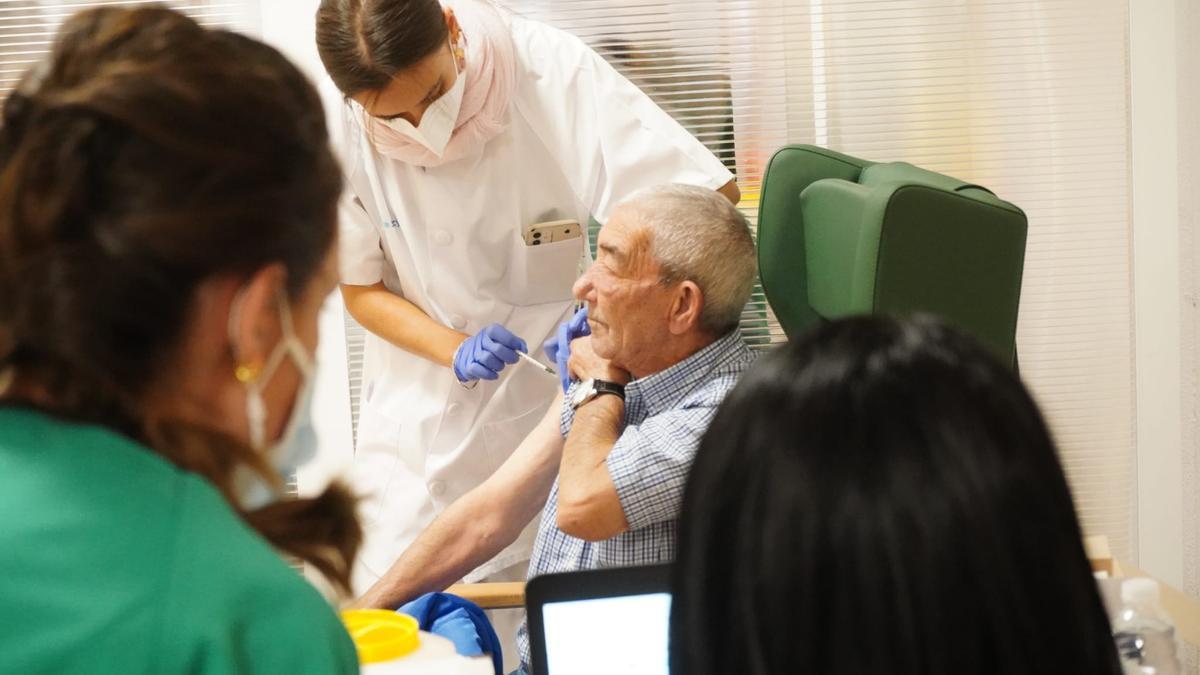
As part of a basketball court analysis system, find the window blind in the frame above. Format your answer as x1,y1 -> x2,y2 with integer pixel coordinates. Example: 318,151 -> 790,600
508,0 -> 1136,559
0,0 -> 259,99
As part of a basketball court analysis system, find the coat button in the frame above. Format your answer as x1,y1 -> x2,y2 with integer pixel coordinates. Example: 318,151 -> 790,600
450,315 -> 467,330
429,481 -> 447,497
432,230 -> 454,246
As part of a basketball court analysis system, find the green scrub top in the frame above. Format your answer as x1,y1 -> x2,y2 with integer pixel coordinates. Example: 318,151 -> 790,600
0,406 -> 360,674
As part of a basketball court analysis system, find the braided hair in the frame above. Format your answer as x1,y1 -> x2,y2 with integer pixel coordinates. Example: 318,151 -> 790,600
0,6 -> 360,591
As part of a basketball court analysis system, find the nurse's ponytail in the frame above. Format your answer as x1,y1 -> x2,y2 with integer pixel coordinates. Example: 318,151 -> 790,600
0,7 -> 361,593
316,0 -> 450,98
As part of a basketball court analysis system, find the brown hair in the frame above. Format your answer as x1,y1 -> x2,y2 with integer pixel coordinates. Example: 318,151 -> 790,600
0,7 -> 360,590
316,0 -> 449,98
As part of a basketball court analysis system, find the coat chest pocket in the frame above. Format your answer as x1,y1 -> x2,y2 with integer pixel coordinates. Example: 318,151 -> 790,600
501,232 -> 583,307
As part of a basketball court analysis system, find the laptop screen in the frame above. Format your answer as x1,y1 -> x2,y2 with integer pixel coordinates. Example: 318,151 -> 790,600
541,592 -> 672,675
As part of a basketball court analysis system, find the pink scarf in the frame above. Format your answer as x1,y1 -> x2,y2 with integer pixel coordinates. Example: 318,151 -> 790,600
364,0 -> 516,167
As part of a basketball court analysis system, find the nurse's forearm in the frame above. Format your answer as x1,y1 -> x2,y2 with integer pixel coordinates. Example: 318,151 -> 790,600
341,283 -> 464,368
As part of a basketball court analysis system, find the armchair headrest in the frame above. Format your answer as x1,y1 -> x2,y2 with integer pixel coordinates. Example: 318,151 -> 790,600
757,145 -> 1027,363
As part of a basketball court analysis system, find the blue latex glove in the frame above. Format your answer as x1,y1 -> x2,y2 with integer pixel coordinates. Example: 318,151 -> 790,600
543,307 -> 591,392
453,324 -> 527,383
398,593 -> 503,675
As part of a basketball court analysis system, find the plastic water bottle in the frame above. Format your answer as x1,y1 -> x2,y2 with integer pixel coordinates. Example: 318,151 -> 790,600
1111,578 -> 1182,675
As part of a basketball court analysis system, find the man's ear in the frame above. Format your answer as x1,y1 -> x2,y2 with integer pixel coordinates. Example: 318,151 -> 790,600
667,281 -> 704,336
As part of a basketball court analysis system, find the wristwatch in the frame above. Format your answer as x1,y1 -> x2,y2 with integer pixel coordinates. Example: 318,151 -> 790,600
570,378 -> 626,410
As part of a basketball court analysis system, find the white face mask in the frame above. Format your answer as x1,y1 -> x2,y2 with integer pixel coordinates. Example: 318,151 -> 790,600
381,39 -> 466,158
229,290 -> 318,509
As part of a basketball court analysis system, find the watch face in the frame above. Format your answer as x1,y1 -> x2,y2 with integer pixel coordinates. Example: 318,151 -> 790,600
570,378 -> 596,409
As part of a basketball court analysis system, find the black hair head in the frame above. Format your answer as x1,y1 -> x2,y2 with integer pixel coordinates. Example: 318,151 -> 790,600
671,315 -> 1121,675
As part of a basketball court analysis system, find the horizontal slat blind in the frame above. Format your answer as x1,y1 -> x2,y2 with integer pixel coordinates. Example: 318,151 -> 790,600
0,0 -> 259,98
344,308 -> 366,448
812,0 -> 1135,561
509,0 -> 1135,559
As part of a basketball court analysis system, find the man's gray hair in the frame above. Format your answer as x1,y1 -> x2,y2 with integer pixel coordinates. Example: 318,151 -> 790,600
619,184 -> 758,335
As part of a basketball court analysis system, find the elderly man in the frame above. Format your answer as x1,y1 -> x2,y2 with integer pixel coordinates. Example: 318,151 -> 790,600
356,184 -> 758,671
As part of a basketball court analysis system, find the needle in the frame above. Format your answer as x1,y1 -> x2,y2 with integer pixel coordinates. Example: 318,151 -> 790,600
518,350 -> 558,377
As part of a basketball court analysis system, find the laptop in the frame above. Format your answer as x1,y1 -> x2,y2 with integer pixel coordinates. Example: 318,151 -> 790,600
525,564 -> 672,675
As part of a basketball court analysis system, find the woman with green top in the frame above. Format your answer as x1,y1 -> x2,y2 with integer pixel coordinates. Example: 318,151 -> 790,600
0,7 -> 362,673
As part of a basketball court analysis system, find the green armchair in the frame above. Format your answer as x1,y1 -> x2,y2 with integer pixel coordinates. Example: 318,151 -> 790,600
757,145 -> 1028,364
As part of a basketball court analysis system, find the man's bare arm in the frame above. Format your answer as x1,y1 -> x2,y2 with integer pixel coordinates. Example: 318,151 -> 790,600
355,392 -> 566,609
555,337 -> 631,542
556,394 -> 629,541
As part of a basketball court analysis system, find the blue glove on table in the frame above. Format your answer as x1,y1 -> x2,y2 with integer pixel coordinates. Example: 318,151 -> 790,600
543,307 -> 591,393
398,593 -> 503,675
454,324 -> 527,383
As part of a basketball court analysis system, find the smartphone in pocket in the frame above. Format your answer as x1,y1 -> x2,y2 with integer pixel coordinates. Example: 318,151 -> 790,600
524,219 -> 582,246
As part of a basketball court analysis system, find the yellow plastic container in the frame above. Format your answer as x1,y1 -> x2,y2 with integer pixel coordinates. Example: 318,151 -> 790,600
342,610 -> 422,664
340,610 -> 493,675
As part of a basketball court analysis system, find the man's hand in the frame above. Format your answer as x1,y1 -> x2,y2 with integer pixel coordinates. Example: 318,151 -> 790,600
567,336 -> 631,385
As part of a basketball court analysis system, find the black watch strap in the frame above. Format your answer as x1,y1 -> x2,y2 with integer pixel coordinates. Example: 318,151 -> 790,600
593,379 -> 626,401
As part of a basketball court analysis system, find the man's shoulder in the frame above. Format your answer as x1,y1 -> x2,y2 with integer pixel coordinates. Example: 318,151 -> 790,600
674,367 -> 746,411
666,336 -> 758,411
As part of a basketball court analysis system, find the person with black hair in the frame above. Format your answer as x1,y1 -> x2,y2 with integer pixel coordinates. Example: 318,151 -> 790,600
671,316 -> 1124,675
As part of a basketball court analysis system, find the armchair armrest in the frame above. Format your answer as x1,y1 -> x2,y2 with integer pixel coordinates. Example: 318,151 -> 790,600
447,582 -> 527,610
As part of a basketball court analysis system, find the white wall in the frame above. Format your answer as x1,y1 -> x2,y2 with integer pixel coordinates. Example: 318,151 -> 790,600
1178,0 -> 1200,603
254,0 -> 359,496
1131,0 -> 1193,589
256,0 -> 349,147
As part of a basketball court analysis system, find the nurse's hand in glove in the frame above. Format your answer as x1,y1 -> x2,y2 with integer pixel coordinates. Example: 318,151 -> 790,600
453,324 -> 528,383
543,307 -> 591,392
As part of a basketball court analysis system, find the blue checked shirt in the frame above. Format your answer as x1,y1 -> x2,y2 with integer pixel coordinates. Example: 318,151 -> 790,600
516,330 -> 755,670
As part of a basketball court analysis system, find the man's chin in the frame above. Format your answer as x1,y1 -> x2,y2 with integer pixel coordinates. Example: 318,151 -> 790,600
591,338 -> 617,362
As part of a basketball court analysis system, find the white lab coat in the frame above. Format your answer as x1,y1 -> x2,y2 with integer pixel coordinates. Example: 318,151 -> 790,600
339,12 -> 733,593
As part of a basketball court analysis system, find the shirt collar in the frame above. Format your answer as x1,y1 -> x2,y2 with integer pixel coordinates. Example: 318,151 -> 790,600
626,329 -> 748,416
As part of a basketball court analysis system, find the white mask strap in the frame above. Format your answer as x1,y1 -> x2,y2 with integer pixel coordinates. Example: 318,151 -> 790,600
277,292 -> 315,378
228,286 -> 314,449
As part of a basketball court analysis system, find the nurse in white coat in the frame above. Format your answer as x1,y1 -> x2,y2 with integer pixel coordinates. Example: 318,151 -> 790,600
315,0 -> 738,602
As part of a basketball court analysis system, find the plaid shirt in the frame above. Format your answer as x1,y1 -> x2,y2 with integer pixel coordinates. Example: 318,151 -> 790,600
516,330 -> 755,669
